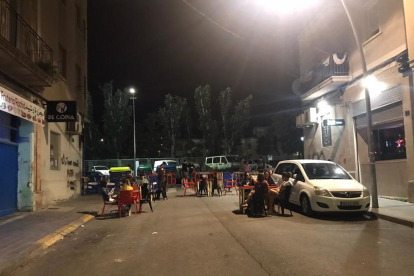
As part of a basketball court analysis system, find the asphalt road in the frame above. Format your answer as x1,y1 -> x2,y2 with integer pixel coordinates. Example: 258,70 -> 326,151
12,188 -> 414,276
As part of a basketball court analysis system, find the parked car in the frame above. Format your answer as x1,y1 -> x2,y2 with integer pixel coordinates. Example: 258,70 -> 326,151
268,160 -> 281,170
153,160 -> 178,173
273,160 -> 370,215
91,166 -> 109,176
205,155 -> 239,171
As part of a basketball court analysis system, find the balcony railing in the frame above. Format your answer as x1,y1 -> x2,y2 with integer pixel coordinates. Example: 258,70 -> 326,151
0,0 -> 53,76
297,53 -> 349,97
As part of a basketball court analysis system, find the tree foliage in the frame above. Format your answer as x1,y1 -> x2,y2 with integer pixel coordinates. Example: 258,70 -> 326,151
270,111 -> 302,155
84,93 -> 104,159
158,94 -> 187,157
217,87 -> 232,154
230,95 -> 253,153
194,85 -> 218,155
101,81 -> 132,158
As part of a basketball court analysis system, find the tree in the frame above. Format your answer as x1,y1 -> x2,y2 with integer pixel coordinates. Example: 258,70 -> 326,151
194,85 -> 218,155
158,94 -> 187,157
229,95 -> 253,153
84,93 -> 104,159
217,87 -> 232,154
270,111 -> 303,155
101,81 -> 133,159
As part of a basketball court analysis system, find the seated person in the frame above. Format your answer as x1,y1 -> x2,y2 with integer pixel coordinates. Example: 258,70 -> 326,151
101,180 -> 116,202
264,170 -> 276,186
267,172 -> 291,213
138,175 -> 149,186
240,172 -> 254,186
246,173 -> 268,208
198,176 -> 207,196
120,173 -> 134,191
211,175 -> 221,196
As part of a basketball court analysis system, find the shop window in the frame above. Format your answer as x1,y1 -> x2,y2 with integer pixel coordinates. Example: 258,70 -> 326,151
0,111 -> 19,144
50,132 -> 60,170
373,125 -> 406,161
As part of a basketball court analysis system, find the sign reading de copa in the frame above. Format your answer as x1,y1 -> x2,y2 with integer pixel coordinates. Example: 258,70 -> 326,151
47,101 -> 77,122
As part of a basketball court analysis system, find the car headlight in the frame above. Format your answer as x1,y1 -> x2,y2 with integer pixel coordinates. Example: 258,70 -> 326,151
314,186 -> 332,197
362,186 -> 370,197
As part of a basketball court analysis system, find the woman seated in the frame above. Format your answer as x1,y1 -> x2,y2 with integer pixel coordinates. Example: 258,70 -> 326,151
267,172 -> 291,213
101,180 -> 116,202
264,170 -> 275,186
247,173 -> 269,215
240,172 -> 254,186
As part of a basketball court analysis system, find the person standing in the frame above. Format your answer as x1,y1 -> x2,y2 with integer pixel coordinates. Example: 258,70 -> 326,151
157,163 -> 167,200
188,162 -> 195,180
182,160 -> 188,184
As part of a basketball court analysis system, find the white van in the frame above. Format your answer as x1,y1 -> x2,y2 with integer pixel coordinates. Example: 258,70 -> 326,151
205,155 -> 239,171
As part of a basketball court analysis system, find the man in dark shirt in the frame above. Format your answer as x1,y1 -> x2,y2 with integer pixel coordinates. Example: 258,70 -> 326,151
157,163 -> 167,200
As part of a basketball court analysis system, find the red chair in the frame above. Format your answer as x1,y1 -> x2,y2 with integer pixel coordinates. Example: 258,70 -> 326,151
118,190 -> 138,218
133,185 -> 142,214
225,175 -> 238,195
183,178 -> 196,197
101,194 -> 118,217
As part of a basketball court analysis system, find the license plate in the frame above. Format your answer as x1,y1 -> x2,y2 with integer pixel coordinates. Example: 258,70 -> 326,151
340,201 -> 359,206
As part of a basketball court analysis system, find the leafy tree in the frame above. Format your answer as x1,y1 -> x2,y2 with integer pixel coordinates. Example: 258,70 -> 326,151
229,95 -> 253,153
101,81 -> 133,159
84,93 -> 104,159
194,85 -> 218,155
270,111 -> 303,155
158,94 -> 187,157
217,87 -> 232,154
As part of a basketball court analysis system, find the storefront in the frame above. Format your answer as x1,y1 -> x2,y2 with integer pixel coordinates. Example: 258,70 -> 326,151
0,84 -> 45,216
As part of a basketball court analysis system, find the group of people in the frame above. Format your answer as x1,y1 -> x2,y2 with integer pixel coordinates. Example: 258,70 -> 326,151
241,170 -> 293,215
181,160 -> 196,181
239,156 -> 266,173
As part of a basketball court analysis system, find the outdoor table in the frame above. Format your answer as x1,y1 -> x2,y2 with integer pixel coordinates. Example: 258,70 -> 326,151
197,172 -> 214,196
238,185 -> 279,214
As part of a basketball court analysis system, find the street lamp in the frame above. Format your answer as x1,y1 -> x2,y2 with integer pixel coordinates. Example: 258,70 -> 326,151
129,87 -> 137,175
100,138 -> 104,142
256,0 -> 379,207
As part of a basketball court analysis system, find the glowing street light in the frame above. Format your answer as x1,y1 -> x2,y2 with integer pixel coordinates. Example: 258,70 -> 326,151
363,75 -> 386,98
100,138 -> 104,142
253,0 -> 320,14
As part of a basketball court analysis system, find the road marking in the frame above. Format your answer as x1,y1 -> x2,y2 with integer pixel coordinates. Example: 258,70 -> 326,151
0,214 -> 27,226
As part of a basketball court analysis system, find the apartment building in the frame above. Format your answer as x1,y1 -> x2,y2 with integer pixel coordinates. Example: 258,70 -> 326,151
294,0 -> 414,201
0,0 -> 87,216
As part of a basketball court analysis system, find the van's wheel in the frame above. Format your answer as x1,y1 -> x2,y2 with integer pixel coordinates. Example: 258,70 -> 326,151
300,195 -> 313,216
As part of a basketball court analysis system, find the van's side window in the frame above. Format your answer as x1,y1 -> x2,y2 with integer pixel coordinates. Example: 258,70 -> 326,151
275,163 -> 292,175
206,158 -> 212,164
221,157 -> 227,164
213,157 -> 220,163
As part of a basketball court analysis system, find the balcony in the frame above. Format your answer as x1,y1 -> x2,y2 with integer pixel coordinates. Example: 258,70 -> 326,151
0,0 -> 54,87
293,53 -> 350,101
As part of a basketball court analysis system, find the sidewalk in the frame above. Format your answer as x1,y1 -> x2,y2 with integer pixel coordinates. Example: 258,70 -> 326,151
370,197 -> 414,228
0,195 -> 102,276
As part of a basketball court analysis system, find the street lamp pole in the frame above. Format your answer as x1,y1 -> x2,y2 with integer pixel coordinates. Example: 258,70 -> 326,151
130,88 -> 137,176
340,0 -> 379,208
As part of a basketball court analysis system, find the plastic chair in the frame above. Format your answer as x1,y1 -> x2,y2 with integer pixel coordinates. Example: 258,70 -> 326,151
140,184 -> 153,212
118,191 -> 138,218
101,194 -> 118,217
183,178 -> 196,197
224,174 -> 238,195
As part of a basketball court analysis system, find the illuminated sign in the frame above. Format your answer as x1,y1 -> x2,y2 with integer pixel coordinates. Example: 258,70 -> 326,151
323,119 -> 345,126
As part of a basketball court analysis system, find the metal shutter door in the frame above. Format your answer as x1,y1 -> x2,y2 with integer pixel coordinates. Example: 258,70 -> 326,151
355,103 -> 403,129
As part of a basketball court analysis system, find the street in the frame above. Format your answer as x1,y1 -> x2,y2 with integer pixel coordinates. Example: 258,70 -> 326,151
11,189 -> 414,276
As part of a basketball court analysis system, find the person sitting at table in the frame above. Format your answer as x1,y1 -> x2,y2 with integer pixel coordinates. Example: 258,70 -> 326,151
198,175 -> 207,197
138,174 -> 149,185
211,175 -> 222,196
101,180 -> 117,202
243,161 -> 251,172
119,173 -> 134,216
267,172 -> 291,213
240,172 -> 254,186
247,173 -> 269,215
264,170 -> 275,186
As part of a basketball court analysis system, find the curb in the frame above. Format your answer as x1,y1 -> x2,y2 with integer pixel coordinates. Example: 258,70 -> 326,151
0,214 -> 94,276
374,212 -> 414,228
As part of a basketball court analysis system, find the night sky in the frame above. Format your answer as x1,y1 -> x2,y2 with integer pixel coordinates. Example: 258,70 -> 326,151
88,0 -> 302,128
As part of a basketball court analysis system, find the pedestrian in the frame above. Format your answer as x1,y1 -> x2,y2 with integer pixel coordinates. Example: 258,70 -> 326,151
157,163 -> 167,200
257,156 -> 265,172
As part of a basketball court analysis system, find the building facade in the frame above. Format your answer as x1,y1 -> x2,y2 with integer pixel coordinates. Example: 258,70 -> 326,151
0,0 -> 87,216
294,0 -> 414,201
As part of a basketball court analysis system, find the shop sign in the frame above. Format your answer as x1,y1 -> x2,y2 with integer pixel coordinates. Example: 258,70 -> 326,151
0,85 -> 45,126
47,101 -> 77,122
323,119 -> 345,126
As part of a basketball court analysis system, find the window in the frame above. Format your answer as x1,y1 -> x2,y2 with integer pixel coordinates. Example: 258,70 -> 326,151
363,1 -> 380,42
301,163 -> 351,180
373,125 -> 406,161
58,45 -> 67,78
76,4 -> 82,30
221,157 -> 228,164
75,64 -> 81,93
206,158 -> 212,164
275,163 -> 293,175
50,132 -> 60,170
213,157 -> 220,163
0,111 -> 19,144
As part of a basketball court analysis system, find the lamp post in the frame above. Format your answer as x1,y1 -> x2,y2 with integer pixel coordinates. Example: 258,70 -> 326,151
130,88 -> 137,176
254,0 -> 379,207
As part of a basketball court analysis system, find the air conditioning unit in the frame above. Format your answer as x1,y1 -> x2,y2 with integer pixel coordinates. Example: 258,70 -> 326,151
296,114 -> 305,128
303,108 -> 318,126
66,114 -> 82,135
